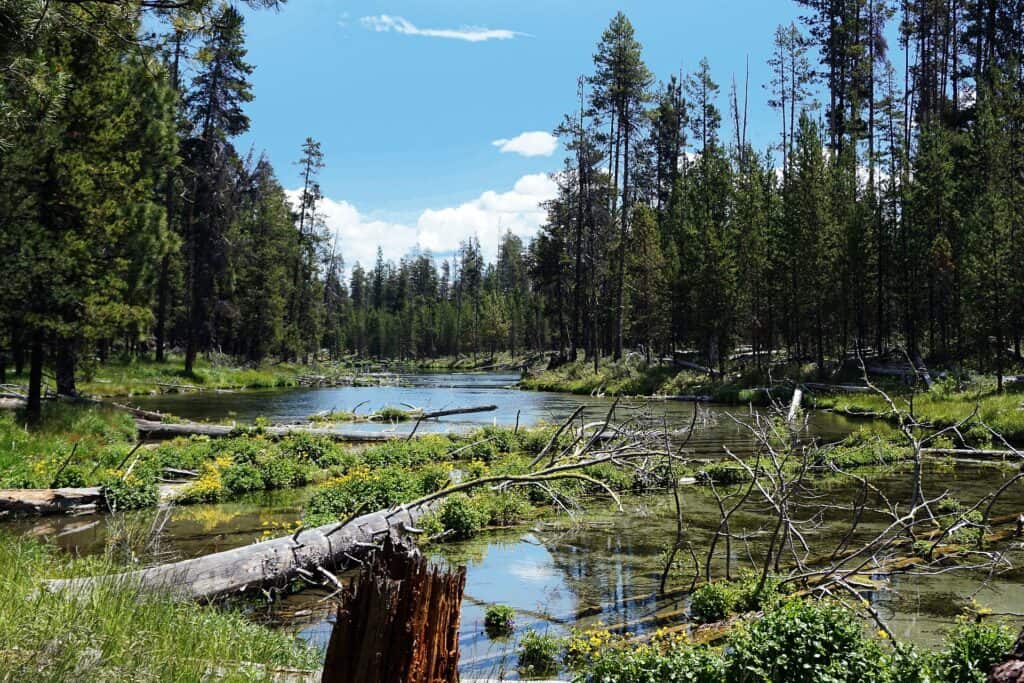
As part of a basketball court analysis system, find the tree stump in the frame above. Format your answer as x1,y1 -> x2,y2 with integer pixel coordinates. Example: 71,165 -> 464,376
321,535 -> 466,683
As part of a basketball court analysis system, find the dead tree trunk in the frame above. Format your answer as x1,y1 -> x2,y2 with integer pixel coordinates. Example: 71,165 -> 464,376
44,503 -> 434,600
322,536 -> 465,683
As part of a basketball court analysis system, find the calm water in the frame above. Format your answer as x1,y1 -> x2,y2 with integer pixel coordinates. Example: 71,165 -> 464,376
6,374 -> 1022,678
131,372 -> 858,457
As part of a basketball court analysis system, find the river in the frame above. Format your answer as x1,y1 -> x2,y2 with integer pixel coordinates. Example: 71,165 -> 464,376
6,373 -> 1023,678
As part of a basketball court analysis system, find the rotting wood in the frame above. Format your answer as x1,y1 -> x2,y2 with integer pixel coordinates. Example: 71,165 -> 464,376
321,535 -> 465,683
43,503 -> 435,600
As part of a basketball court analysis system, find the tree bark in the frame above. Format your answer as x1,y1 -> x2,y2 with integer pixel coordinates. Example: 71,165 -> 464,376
322,536 -> 465,683
55,339 -> 77,396
26,334 -> 44,425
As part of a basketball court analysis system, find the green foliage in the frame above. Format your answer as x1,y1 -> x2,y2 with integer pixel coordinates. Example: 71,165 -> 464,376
221,462 -> 265,494
101,476 -> 159,511
484,604 -> 516,638
303,465 -> 425,526
726,599 -> 884,682
932,618 -> 1014,683
581,639 -> 726,683
517,629 -> 562,677
690,581 -> 737,624
437,494 -> 489,539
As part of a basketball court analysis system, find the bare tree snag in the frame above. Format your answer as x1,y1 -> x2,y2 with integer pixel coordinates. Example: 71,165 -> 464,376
322,536 -> 465,683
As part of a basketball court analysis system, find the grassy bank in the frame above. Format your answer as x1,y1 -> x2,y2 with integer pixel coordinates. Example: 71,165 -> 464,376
519,358 -> 798,404
4,354 -> 307,398
810,382 -> 1024,444
0,534 -> 319,681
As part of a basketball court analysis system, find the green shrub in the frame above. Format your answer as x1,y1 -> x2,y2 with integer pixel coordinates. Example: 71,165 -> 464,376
726,598 -> 883,682
933,618 -> 1013,683
304,465 -> 424,526
517,629 -> 561,677
581,640 -> 726,683
690,581 -> 738,624
259,455 -> 310,489
479,490 -> 530,527
484,604 -> 516,638
222,462 -> 265,493
438,494 -> 488,539
102,476 -> 159,511
51,465 -> 87,488
418,464 -> 452,493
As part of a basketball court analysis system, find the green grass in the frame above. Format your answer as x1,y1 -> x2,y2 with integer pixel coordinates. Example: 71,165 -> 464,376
6,354 -> 309,398
812,384 -> 1024,444
519,359 -> 791,404
0,534 -> 320,681
0,403 -> 137,488
309,406 -> 418,423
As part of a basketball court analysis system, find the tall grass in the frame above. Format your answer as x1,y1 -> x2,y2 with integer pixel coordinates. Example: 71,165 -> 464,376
812,385 -> 1024,443
0,534 -> 321,681
0,403 -> 136,488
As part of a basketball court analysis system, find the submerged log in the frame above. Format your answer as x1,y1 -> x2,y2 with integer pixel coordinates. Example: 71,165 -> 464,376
322,536 -> 465,683
43,503 -> 434,600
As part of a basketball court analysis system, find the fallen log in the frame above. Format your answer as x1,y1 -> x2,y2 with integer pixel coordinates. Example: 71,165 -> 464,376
0,488 -> 104,515
0,483 -> 186,516
921,448 -> 1022,461
418,404 -> 497,420
134,419 -> 401,442
43,503 -> 434,600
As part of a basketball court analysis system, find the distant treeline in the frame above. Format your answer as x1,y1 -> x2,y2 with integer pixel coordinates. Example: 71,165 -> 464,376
2,2 -> 1023,422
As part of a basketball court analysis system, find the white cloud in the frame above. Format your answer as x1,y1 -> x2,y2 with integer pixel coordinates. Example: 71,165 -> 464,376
360,14 -> 525,42
492,131 -> 557,157
289,173 -> 557,271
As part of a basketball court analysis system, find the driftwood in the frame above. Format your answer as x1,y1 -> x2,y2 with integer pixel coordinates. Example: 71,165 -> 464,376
43,503 -> 434,600
322,536 -> 465,683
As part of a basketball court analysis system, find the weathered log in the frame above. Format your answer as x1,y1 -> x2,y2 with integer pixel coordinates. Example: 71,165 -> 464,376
418,404 -> 497,420
921,448 -> 1022,461
0,487 -> 104,515
43,503 -> 434,600
134,419 -> 401,442
322,536 -> 465,683
0,483 -> 185,516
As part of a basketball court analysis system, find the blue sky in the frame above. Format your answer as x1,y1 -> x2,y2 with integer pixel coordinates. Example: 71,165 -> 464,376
236,1 -> 807,267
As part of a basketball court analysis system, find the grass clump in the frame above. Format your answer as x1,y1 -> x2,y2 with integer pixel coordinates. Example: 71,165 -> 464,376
484,604 -> 516,638
0,534 -> 320,681
517,629 -> 562,677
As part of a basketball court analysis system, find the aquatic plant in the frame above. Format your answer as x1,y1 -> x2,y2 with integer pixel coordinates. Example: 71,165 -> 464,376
484,604 -> 516,638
